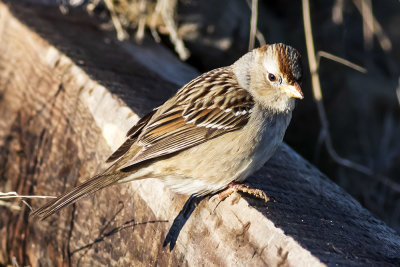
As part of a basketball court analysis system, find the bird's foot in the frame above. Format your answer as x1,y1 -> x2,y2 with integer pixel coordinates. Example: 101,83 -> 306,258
217,182 -> 270,202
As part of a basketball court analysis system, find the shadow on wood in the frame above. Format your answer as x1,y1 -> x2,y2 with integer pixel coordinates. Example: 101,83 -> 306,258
163,195 -> 205,251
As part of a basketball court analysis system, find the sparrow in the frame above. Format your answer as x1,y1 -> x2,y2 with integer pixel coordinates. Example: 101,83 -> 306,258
31,43 -> 303,220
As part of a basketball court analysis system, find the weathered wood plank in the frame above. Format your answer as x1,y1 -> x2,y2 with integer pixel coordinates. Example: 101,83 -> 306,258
0,1 -> 399,266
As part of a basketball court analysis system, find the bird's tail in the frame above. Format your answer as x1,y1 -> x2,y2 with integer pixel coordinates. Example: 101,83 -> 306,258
30,171 -> 125,220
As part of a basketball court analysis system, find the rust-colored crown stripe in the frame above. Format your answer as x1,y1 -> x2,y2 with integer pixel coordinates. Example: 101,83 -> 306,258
274,44 -> 302,84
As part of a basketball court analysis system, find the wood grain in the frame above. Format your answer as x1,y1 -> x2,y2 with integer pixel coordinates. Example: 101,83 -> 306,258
0,1 -> 399,266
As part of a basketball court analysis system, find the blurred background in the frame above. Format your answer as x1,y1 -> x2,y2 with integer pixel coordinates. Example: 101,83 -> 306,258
50,0 -> 400,232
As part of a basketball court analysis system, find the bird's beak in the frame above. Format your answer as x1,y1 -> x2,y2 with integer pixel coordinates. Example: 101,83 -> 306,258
281,82 -> 303,99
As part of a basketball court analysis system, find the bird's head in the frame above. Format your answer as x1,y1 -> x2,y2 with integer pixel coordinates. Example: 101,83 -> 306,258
233,43 -> 303,112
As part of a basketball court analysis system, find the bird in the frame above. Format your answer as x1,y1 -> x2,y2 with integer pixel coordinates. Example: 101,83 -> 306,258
31,43 -> 303,220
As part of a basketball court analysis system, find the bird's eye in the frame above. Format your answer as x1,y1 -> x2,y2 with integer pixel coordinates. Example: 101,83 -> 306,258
268,73 -> 276,82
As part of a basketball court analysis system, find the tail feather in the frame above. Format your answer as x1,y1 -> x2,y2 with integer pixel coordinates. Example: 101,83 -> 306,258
30,172 -> 124,220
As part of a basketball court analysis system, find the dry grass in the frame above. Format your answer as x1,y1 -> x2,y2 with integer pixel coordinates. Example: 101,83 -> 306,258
302,0 -> 400,194
93,0 -> 189,60
0,191 -> 56,211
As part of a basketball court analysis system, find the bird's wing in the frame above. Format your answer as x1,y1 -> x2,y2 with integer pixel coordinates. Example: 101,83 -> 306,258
116,67 -> 255,171
105,109 -> 157,163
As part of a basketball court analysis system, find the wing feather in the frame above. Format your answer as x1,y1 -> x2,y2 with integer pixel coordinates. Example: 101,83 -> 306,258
115,67 -> 255,171
106,109 -> 157,163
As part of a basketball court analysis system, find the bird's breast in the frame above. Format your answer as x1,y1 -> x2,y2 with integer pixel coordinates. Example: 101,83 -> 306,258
151,108 -> 292,195
232,109 -> 292,182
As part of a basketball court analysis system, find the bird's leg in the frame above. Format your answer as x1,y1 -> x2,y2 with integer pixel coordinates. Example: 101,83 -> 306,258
217,182 -> 270,202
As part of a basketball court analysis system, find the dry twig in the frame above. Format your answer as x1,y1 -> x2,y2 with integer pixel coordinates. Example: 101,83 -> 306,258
332,0 -> 344,24
0,192 -> 57,211
153,0 -> 190,60
396,77 -> 400,107
360,0 -> 373,50
247,0 -> 266,50
248,0 -> 258,51
352,0 -> 392,52
317,51 -> 367,73
0,191 -> 57,199
301,0 -> 400,193
256,31 -> 266,47
103,0 -> 129,41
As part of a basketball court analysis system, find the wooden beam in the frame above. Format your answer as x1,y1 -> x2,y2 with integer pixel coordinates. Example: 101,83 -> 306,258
0,1 -> 399,266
